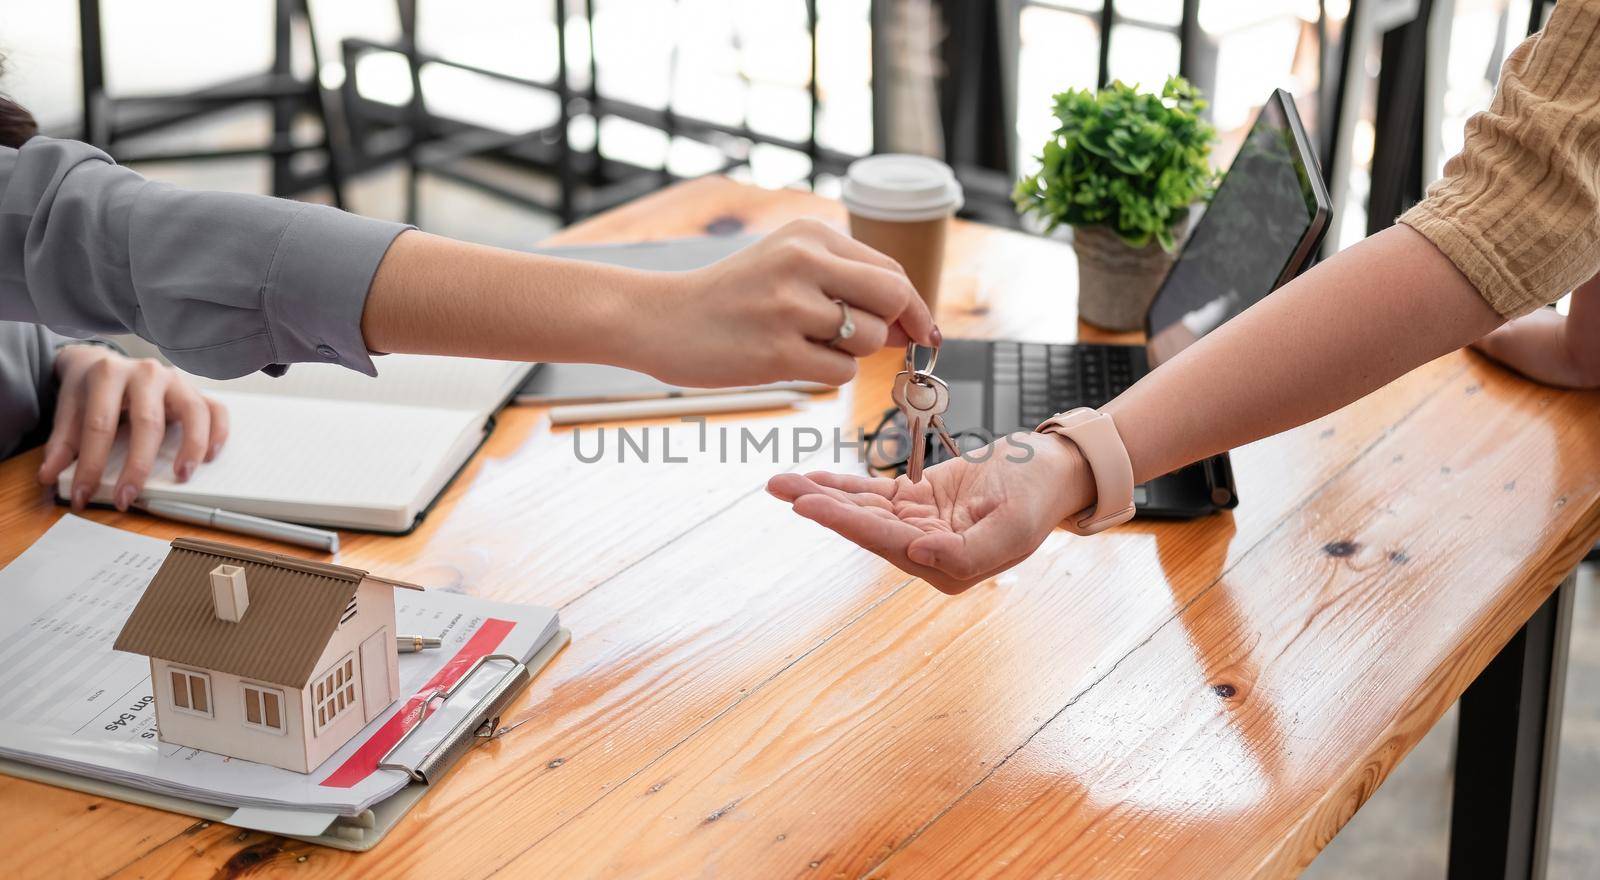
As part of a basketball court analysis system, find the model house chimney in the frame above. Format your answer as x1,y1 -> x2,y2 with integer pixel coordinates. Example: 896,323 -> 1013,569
210,564 -> 249,622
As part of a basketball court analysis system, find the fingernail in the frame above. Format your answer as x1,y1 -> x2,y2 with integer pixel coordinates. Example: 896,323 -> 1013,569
207,442 -> 222,462
908,547 -> 933,565
931,325 -> 944,347
176,461 -> 194,482
115,484 -> 137,511
71,486 -> 89,511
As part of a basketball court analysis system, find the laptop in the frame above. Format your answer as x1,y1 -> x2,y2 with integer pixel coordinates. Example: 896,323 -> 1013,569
902,89 -> 1331,518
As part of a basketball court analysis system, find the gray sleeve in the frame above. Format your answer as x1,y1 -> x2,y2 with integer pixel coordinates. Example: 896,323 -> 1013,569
0,137 -> 411,379
0,321 -> 72,459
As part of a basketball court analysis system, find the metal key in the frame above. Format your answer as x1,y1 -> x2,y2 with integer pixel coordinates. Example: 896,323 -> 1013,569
892,363 -> 962,482
890,370 -> 929,480
907,344 -> 961,454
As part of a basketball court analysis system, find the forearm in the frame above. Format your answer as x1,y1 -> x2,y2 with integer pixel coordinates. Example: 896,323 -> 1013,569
1104,224 -> 1505,483
360,221 -> 937,389
360,230 -> 656,368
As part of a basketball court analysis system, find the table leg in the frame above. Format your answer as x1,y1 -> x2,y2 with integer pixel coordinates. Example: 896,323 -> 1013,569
1447,573 -> 1575,880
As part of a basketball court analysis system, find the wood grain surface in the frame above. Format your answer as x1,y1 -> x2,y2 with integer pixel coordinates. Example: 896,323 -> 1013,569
2,177 -> 1597,879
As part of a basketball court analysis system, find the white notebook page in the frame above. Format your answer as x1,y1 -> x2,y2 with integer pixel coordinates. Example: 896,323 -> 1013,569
59,391 -> 482,529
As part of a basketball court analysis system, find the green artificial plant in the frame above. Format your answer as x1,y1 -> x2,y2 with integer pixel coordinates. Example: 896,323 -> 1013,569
1014,76 -> 1218,251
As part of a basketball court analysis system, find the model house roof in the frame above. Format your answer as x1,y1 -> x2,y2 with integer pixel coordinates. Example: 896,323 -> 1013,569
114,538 -> 421,688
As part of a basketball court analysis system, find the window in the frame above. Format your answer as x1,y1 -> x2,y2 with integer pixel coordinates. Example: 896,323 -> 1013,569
312,654 -> 359,733
241,684 -> 286,734
168,668 -> 212,718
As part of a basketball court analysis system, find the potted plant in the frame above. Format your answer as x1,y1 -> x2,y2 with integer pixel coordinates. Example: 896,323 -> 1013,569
1014,76 -> 1218,331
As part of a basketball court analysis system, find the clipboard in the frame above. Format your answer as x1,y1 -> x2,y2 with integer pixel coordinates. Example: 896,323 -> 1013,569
0,628 -> 569,852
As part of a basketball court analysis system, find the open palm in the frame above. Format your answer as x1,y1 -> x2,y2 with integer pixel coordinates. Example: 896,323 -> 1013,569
766,432 -> 1089,593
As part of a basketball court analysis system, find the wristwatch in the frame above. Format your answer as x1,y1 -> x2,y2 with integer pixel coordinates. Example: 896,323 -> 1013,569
1035,407 -> 1136,535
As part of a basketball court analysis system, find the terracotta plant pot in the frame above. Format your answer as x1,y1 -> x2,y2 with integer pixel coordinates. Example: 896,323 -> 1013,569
1070,224 -> 1178,331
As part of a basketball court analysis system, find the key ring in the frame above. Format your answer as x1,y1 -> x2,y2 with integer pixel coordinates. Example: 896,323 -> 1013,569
904,342 -> 939,377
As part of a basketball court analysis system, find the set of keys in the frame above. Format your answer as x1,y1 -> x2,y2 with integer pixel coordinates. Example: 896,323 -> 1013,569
891,343 -> 962,482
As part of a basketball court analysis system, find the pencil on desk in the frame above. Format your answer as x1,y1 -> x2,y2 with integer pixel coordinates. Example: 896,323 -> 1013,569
547,390 -> 808,425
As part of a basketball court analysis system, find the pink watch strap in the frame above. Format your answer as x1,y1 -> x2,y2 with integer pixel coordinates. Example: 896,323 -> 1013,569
1035,408 -> 1136,535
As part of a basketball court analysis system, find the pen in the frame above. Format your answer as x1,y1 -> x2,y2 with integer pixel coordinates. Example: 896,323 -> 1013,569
547,390 -> 808,425
396,635 -> 443,653
519,380 -> 833,406
134,499 -> 340,554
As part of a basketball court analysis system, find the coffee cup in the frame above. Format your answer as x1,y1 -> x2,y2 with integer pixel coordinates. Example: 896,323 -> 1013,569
841,154 -> 963,311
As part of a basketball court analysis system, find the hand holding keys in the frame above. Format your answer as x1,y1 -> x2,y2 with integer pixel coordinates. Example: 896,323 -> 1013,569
891,343 -> 962,482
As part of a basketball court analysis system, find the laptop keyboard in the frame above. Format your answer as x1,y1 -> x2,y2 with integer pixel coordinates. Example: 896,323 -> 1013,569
991,342 -> 1144,431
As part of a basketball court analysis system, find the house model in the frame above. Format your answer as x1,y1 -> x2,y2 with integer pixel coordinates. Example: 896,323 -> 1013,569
114,538 -> 423,773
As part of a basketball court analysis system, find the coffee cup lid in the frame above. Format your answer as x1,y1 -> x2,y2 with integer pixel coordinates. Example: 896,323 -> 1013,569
842,154 -> 964,223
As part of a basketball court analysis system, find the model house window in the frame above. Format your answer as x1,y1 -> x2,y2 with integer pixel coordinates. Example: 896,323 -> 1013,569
169,669 -> 212,717
339,595 -> 358,628
313,654 -> 359,732
241,684 -> 286,734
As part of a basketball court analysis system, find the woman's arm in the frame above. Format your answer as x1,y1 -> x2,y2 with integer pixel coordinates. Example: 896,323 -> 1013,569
1110,0 -> 1600,483
1105,223 -> 1502,483
0,138 -> 932,385
362,220 -> 935,388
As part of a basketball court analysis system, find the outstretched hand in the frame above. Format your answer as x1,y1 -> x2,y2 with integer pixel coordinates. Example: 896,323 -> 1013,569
767,432 -> 1091,593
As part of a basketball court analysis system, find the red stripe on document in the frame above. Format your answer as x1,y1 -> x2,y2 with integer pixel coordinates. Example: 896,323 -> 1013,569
320,617 -> 516,788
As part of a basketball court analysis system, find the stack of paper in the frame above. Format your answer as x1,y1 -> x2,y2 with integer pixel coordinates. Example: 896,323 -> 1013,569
0,516 -> 560,817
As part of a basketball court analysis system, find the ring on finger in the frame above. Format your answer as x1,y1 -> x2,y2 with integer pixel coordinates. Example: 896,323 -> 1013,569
827,298 -> 856,348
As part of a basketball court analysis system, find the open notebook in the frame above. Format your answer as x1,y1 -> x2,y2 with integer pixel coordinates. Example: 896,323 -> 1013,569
59,356 -> 533,533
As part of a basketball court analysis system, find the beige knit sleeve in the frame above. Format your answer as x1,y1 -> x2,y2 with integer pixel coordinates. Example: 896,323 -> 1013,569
1398,0 -> 1600,318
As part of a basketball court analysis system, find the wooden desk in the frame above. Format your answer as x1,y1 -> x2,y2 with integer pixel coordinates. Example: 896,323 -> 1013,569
3,178 -> 1598,879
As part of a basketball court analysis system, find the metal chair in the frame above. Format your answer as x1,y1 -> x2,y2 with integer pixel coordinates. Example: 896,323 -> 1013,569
338,0 -> 869,226
78,0 -> 346,206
